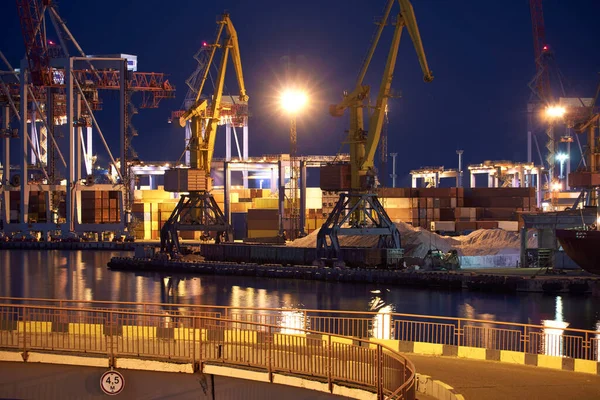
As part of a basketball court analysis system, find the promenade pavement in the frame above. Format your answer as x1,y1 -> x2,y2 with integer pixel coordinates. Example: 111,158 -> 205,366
407,353 -> 600,400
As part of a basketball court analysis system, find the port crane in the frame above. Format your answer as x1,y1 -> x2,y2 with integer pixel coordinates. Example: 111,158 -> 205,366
160,13 -> 248,256
317,0 -> 433,263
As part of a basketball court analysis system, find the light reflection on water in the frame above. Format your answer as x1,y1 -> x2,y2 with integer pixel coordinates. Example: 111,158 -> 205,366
2,250 -> 600,335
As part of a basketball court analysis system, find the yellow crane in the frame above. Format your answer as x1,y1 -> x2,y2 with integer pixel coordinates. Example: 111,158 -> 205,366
161,13 -> 248,256
317,0 -> 433,264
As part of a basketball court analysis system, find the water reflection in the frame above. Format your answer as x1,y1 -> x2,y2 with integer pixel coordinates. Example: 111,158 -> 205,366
369,290 -> 394,340
280,309 -> 305,334
2,250 -> 600,333
541,296 -> 569,357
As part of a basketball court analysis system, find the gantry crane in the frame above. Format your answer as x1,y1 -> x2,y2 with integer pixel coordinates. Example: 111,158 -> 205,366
4,0 -> 174,237
160,13 -> 247,256
317,0 -> 433,263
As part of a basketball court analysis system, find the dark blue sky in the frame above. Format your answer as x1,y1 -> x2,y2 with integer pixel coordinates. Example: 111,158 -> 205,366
2,0 -> 599,186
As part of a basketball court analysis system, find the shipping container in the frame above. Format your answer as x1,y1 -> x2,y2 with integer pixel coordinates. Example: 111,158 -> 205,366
164,169 -> 208,192
481,208 -> 516,220
381,197 -> 411,208
455,221 -> 477,231
430,221 -> 456,232
377,187 -> 412,198
498,221 -> 519,231
476,221 -> 499,230
247,229 -> 279,238
320,164 -> 351,191
231,212 -> 248,241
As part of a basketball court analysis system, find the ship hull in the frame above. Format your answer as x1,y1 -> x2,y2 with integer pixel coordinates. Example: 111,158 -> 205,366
556,229 -> 600,275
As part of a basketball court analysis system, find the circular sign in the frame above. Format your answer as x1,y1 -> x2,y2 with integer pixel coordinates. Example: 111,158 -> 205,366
100,370 -> 125,395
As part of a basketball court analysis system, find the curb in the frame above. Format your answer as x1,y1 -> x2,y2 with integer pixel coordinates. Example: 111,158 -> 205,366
397,341 -> 600,375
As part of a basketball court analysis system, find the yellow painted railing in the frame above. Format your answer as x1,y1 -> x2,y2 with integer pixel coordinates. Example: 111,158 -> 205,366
2,297 -> 599,362
0,301 -> 416,400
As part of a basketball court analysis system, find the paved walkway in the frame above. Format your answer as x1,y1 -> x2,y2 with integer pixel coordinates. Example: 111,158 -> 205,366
407,353 -> 600,400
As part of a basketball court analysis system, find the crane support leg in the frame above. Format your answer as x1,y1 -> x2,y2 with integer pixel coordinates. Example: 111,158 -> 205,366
316,193 -> 401,265
160,192 -> 232,256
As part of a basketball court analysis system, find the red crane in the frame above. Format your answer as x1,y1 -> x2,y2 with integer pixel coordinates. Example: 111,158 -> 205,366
529,0 -> 552,103
15,0 -> 52,87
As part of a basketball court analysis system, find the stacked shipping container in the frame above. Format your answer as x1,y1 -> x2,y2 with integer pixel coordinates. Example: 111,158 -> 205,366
80,191 -> 121,224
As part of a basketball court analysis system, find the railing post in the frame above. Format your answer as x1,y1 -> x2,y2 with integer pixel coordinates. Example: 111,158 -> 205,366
192,316 -> 196,369
584,332 -> 590,361
457,320 -> 462,347
303,310 -> 308,331
107,310 -> 114,367
327,334 -> 332,393
198,316 -> 204,371
523,326 -> 528,354
22,307 -> 28,360
268,326 -> 273,383
376,345 -> 383,400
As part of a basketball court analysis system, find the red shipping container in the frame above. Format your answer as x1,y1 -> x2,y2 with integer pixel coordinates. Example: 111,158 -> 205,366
476,221 -> 499,229
455,221 -> 477,231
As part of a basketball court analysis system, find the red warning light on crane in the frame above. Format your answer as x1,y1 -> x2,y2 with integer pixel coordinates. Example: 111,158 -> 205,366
48,40 -> 54,45
542,45 -> 549,51
202,42 -> 207,47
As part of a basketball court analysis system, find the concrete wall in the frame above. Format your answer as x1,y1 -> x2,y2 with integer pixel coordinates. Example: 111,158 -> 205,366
0,361 -> 349,400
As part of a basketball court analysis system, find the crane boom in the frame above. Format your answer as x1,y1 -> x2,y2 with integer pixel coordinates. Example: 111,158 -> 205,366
316,0 -> 434,263
331,0 -> 433,190
178,14 -> 248,178
363,0 -> 434,171
179,14 -> 248,127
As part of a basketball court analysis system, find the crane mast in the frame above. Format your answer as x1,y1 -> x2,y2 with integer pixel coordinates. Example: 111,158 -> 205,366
161,13 -> 247,256
317,0 -> 433,264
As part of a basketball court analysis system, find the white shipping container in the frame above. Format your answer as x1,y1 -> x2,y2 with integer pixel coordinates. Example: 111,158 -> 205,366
430,221 -> 456,232
383,197 -> 411,209
307,197 -> 322,209
498,221 -> 519,231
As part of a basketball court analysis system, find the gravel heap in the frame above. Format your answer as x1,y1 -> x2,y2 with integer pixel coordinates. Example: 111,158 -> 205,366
289,221 -> 537,258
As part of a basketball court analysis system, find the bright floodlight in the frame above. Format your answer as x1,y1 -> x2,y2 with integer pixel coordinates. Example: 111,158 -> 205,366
281,90 -> 307,114
546,105 -> 566,119
555,153 -> 569,163
551,182 -> 562,191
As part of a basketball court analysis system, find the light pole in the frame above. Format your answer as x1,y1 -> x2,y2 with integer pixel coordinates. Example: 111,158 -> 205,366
280,89 -> 307,240
456,149 -> 463,188
389,153 -> 398,188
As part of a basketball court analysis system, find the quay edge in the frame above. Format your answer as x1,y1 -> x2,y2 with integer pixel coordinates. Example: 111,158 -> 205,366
107,257 -> 600,296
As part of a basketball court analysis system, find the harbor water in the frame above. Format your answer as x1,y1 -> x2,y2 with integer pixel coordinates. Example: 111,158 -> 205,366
1,249 -> 599,331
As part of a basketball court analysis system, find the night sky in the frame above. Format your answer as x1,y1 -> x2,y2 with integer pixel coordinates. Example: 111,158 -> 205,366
2,0 -> 600,187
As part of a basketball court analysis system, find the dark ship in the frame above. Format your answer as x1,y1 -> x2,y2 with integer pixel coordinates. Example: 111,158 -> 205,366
556,228 -> 600,275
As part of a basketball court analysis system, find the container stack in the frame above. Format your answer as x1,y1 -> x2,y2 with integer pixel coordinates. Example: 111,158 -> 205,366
247,209 -> 279,238
375,186 -> 535,233
80,191 -> 121,224
27,191 -> 47,223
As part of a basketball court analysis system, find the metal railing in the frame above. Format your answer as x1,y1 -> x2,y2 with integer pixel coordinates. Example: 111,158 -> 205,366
2,297 -> 599,362
0,301 -> 415,400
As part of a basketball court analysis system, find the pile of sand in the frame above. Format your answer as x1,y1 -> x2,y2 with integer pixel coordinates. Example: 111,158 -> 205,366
289,221 -> 537,258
